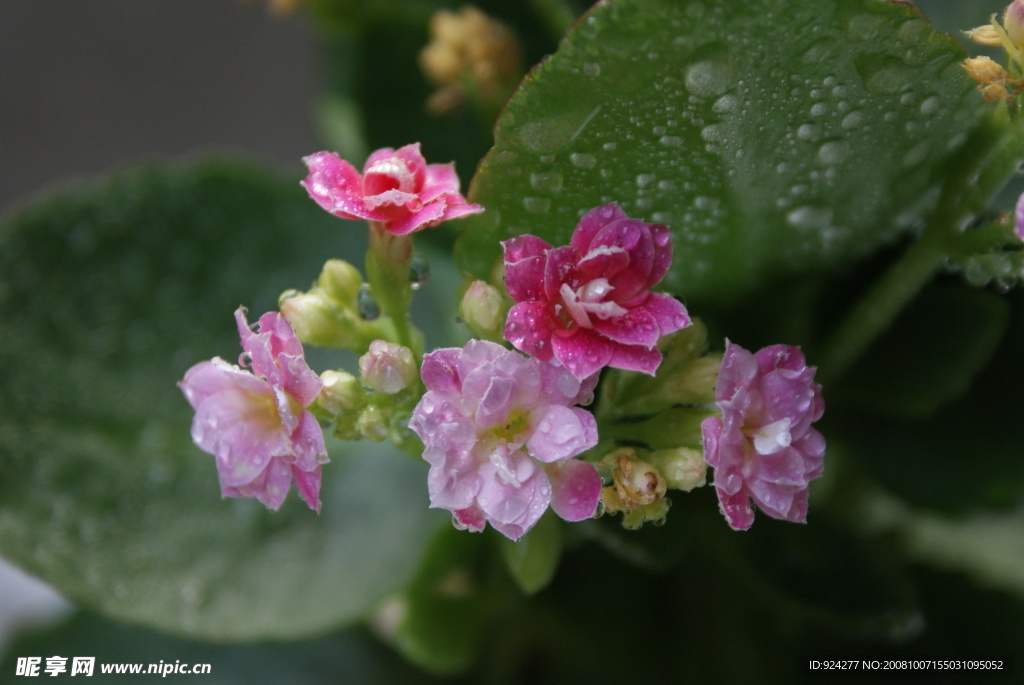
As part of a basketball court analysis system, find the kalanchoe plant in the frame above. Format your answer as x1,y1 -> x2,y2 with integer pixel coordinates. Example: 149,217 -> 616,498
10,0 -> 1024,678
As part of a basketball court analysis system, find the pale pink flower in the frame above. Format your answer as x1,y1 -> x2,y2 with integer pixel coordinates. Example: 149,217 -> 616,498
301,143 -> 482,235
503,203 -> 690,380
701,342 -> 825,531
179,308 -> 328,512
409,339 -> 602,540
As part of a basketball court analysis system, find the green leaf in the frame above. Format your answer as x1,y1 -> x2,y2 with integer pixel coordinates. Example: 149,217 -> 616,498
458,0 -> 989,307
500,511 -> 563,594
834,282 -> 1010,418
391,527 -> 494,675
0,159 -> 445,641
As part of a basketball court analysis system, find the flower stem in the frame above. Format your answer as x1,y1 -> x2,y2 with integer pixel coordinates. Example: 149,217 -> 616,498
818,109 -> 1020,384
366,222 -> 418,354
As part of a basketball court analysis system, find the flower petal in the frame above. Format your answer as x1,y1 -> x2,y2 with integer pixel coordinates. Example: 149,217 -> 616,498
546,459 -> 602,522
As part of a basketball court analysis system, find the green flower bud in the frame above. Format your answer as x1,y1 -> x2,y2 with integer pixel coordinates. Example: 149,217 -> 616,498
358,405 -> 390,442
318,259 -> 363,306
318,369 -> 363,416
646,447 -> 707,492
459,280 -> 506,341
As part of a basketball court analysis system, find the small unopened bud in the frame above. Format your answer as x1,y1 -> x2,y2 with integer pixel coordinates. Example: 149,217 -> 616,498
605,447 -> 667,508
359,340 -> 418,394
280,291 -> 340,347
318,370 -> 362,416
459,280 -> 506,341
646,447 -> 707,492
1006,1 -> 1024,50
358,405 -> 390,442
318,259 -> 363,305
962,56 -> 1010,86
964,24 -> 1002,47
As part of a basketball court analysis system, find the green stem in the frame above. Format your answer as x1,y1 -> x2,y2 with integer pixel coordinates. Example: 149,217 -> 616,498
366,222 -> 418,354
818,110 -> 1019,384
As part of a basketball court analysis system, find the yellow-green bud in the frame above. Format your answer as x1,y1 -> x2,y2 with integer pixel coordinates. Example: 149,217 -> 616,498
280,291 -> 341,347
358,405 -> 390,442
318,369 -> 362,416
359,340 -> 418,394
604,447 -> 667,508
459,280 -> 506,341
318,259 -> 363,306
646,447 -> 707,492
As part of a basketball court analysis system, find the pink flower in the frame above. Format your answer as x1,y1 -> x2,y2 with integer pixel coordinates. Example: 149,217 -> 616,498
700,342 -> 825,531
503,203 -> 690,380
409,339 -> 602,540
301,143 -> 483,235
179,308 -> 328,512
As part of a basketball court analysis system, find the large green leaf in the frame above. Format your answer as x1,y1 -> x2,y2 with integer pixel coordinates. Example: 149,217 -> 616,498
458,0 -> 989,307
0,160 -> 445,641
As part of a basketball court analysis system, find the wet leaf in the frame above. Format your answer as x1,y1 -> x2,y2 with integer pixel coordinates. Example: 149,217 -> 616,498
458,0 -> 989,308
0,159 -> 446,641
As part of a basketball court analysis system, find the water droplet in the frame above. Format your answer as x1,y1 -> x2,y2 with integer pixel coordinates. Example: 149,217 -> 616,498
409,252 -> 430,288
685,57 -> 732,98
701,123 -> 725,142
786,205 -> 833,231
841,110 -> 865,130
530,170 -> 564,192
603,141 -> 617,151
635,173 -> 657,188
358,285 -> 380,320
523,197 -> 551,214
810,102 -> 828,118
659,135 -> 683,147
817,140 -> 850,165
797,123 -> 821,141
694,196 -> 720,211
713,94 -> 738,113
902,140 -> 930,167
919,95 -> 941,116
570,152 -> 597,168
583,62 -> 601,77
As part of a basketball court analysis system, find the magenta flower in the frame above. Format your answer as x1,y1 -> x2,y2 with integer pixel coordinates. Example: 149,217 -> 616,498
409,339 -> 602,540
503,203 -> 690,380
301,143 -> 482,235
179,308 -> 328,512
700,342 -> 825,531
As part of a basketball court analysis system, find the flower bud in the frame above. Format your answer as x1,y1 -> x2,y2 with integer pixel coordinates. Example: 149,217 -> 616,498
459,280 -> 506,341
318,369 -> 363,416
359,340 -> 418,394
358,405 -> 390,442
646,447 -> 707,492
961,56 -> 1010,86
964,24 -> 1002,47
318,259 -> 363,306
604,447 -> 667,508
279,290 -> 342,347
1006,0 -> 1024,50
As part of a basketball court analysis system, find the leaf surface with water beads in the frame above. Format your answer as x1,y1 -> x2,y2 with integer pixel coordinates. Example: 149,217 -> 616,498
458,0 -> 992,308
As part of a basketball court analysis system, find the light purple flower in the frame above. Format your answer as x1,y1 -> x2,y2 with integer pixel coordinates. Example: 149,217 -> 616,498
301,143 -> 482,235
179,308 -> 328,512
503,203 -> 691,380
701,342 -> 825,530
409,339 -> 602,540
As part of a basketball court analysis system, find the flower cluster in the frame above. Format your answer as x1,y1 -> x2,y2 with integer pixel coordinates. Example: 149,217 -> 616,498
180,143 -> 827,540
410,340 -> 601,540
701,342 -> 825,530
179,308 -> 328,512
